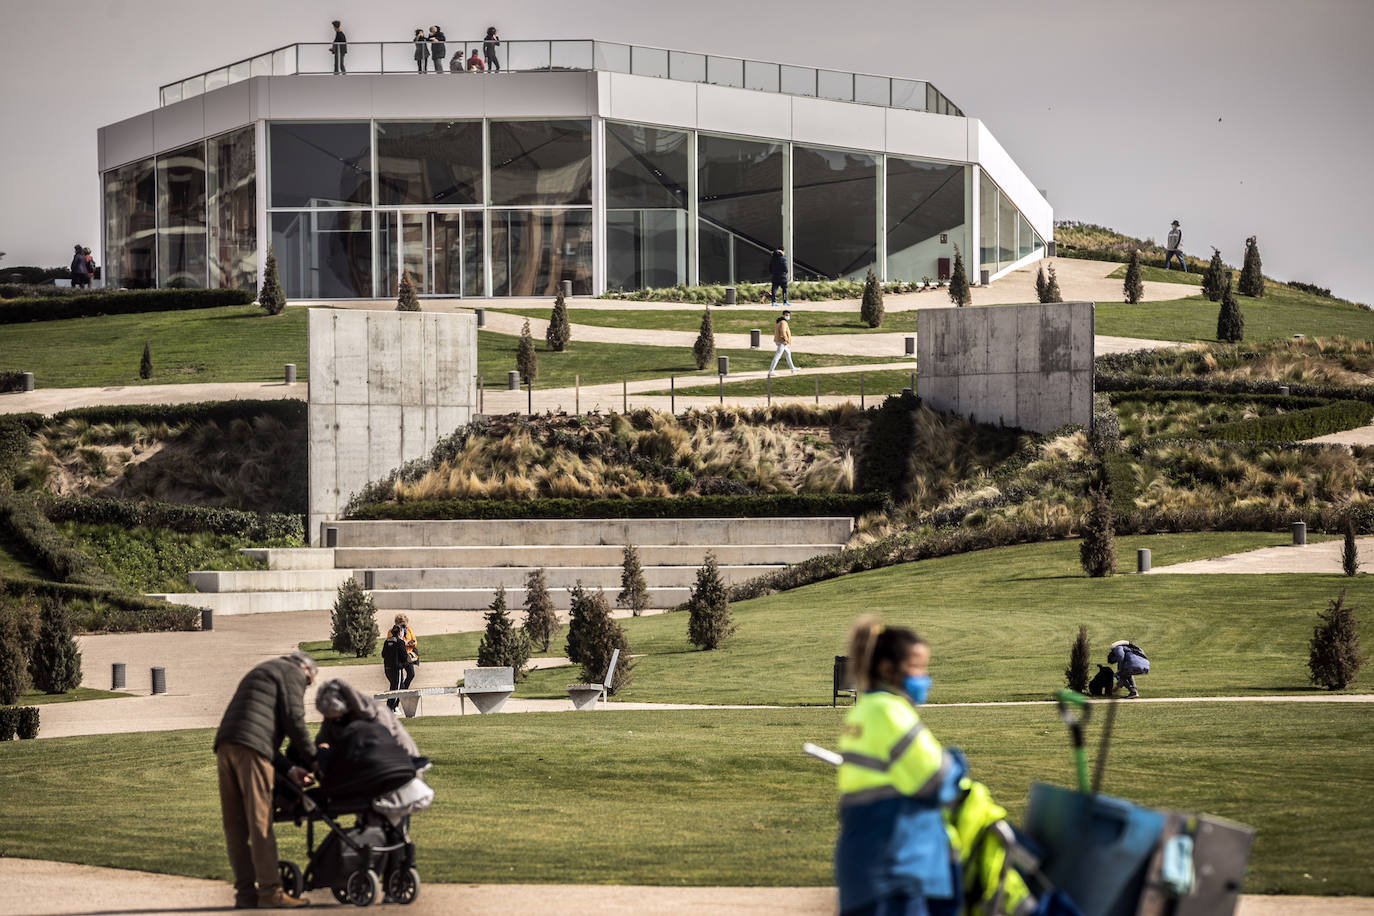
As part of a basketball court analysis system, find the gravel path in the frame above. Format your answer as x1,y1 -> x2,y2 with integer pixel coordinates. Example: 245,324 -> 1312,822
1151,537 -> 1374,575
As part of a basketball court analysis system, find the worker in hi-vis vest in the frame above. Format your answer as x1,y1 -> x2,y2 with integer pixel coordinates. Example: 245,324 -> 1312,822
835,618 -> 1036,916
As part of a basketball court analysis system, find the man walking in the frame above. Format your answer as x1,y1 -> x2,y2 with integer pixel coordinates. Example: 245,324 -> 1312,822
768,309 -> 797,375
769,248 -> 790,306
214,650 -> 318,908
1164,220 -> 1186,271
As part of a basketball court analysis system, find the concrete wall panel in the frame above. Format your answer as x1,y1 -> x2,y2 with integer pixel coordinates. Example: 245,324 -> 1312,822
368,74 -> 486,119
918,302 -> 1093,434
203,80 -> 254,138
367,316 -> 403,402
603,72 -> 697,129
483,72 -> 596,118
885,109 -> 968,163
101,112 -> 156,170
153,98 -> 207,153
791,97 -> 885,151
265,75 -> 373,119
696,83 -> 790,140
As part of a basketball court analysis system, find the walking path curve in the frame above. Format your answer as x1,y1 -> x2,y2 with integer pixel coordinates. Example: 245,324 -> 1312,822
1151,537 -> 1374,575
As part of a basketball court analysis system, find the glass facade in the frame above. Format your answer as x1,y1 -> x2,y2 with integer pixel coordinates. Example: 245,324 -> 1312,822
698,134 -> 784,285
104,158 -> 157,289
886,156 -> 966,283
978,170 -> 998,274
271,210 -> 373,299
489,119 -> 592,205
606,122 -> 689,290
977,170 -> 1042,276
491,209 -> 593,296
269,121 -> 371,207
792,145 -> 877,281
207,127 -> 257,289
157,142 -> 208,288
998,191 -> 1016,270
376,120 -> 483,206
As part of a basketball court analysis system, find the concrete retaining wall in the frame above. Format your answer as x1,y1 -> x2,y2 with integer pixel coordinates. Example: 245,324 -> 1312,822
360,564 -> 780,590
308,309 -> 477,543
334,543 -> 840,569
917,301 -> 1094,433
326,517 -> 855,548
371,586 -> 694,612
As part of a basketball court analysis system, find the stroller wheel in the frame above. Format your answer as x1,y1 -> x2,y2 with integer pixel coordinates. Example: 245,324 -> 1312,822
277,860 -> 304,898
344,868 -> 380,907
386,866 -> 421,905
331,887 -> 349,905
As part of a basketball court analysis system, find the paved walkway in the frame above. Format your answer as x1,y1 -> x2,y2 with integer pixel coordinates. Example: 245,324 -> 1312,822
1307,423 -> 1374,447
1,859 -> 1367,916
1151,537 -> 1374,575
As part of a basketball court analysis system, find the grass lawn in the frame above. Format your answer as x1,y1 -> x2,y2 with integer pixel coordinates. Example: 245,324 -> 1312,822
0,534 -> 45,580
1095,285 -> 1374,343
641,368 -> 919,399
477,332 -> 894,390
491,307 -> 920,336
0,704 -> 1368,893
305,533 -> 1370,704
1106,264 -> 1203,286
12,687 -> 130,705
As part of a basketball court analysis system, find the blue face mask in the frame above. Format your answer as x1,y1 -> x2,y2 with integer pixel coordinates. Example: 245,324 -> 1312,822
903,675 -> 932,705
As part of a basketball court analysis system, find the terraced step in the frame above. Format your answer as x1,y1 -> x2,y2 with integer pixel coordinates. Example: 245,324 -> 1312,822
360,564 -> 780,591
188,569 -> 355,593
370,586 -> 694,611
326,517 -> 854,548
333,543 -> 839,569
146,590 -> 341,615
240,548 -> 337,570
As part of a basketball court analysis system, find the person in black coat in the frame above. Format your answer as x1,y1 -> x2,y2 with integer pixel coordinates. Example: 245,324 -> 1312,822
412,29 -> 428,73
769,248 -> 789,306
381,625 -> 410,711
70,244 -> 91,288
428,26 -> 446,73
483,26 -> 502,72
331,21 -> 347,75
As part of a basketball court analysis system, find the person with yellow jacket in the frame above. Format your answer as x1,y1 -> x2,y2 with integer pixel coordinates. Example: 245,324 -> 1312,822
768,309 -> 797,375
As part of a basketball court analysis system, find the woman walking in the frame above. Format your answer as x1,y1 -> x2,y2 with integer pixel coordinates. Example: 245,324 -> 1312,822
483,27 -> 502,72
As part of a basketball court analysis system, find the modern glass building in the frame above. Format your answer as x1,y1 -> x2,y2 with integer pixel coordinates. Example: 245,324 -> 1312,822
98,40 -> 1051,299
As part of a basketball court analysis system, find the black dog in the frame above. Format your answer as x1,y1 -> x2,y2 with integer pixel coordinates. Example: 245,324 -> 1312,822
1088,664 -> 1116,697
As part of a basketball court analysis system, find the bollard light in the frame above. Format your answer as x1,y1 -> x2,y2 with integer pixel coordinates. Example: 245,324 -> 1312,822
905,336 -> 915,356
21,372 -> 35,392
1292,521 -> 1307,546
151,666 -> 167,695
201,607 -> 213,631
507,370 -> 520,391
112,662 -> 126,690
475,307 -> 485,328
750,329 -> 760,349
284,364 -> 296,385
723,287 -> 737,306
1137,548 -> 1151,573
717,355 -> 729,376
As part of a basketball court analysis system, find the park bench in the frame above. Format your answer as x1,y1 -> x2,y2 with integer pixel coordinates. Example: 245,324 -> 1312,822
459,666 -> 515,715
566,649 -> 620,710
833,655 -> 857,706
373,685 -> 459,718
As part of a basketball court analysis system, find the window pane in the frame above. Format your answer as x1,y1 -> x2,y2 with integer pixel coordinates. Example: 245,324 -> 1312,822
607,209 -> 688,291
744,60 -> 779,93
979,171 -> 998,273
207,127 -> 257,290
104,158 -> 157,289
631,46 -> 668,78
376,120 -> 483,206
489,119 -> 592,206
269,121 -> 371,207
999,190 -> 1016,269
669,51 -> 705,82
854,75 -> 890,106
1018,211 -> 1033,260
605,123 -> 689,210
707,56 -> 744,88
271,210 -> 373,298
157,142 -> 207,288
595,42 -> 631,73
817,69 -> 853,102
793,145 -> 877,281
780,65 -> 817,97
891,79 -> 925,110
490,209 -> 592,296
697,134 -> 784,285
886,156 -> 966,283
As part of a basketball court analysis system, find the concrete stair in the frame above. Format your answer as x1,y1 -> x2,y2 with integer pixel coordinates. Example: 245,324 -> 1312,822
155,516 -> 852,616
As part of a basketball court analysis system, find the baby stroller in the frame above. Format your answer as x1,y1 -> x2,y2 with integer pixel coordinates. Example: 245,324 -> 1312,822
273,765 -> 430,907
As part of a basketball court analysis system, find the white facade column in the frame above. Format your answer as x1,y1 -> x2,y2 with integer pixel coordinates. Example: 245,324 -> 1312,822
970,164 -> 981,285
591,117 -> 607,296
876,154 -> 887,282
782,141 -> 793,282
254,118 -> 268,295
687,130 -> 699,287
482,118 -> 493,298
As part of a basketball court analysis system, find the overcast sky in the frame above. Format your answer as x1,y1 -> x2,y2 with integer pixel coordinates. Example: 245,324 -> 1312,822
1,0 -> 1371,304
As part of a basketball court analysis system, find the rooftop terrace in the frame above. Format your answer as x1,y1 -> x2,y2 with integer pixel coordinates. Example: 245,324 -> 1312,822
159,38 -> 963,117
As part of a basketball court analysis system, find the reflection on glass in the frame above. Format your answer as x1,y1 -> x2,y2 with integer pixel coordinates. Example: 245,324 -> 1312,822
379,210 -> 483,297
376,120 -> 482,206
104,158 -> 157,289
489,120 -> 592,206
886,156 -> 966,282
606,123 -> 690,289
999,192 -> 1016,269
1018,211 -> 1032,260
607,210 -> 687,291
157,142 -> 207,288
208,127 -> 257,289
271,210 -> 373,298
792,145 -> 877,281
269,121 -> 371,207
697,134 -> 784,284
979,171 -> 998,274
490,209 -> 592,296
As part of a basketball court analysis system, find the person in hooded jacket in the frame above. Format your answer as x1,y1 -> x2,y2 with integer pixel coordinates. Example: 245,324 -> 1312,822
313,681 -> 418,811
769,248 -> 789,306
1107,639 -> 1149,699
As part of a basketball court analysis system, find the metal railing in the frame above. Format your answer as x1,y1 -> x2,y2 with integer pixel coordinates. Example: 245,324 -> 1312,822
158,39 -> 962,117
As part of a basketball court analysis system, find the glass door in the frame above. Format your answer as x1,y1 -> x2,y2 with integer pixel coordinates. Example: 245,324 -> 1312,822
380,210 -> 483,297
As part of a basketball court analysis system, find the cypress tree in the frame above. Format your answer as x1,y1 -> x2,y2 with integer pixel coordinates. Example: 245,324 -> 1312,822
329,578 -> 379,658
947,246 -> 971,306
547,287 -> 572,351
616,544 -> 650,616
29,597 -> 82,694
687,552 -> 737,650
1202,248 -> 1225,302
1239,236 -> 1265,298
1308,589 -> 1364,690
1216,276 -> 1245,343
522,568 -> 558,652
257,248 -> 286,316
1123,249 -> 1144,304
1079,483 -> 1116,578
565,583 -> 632,691
1342,520 -> 1360,578
139,342 -> 152,380
1065,625 -> 1090,694
1043,263 -> 1063,303
693,308 -> 716,370
0,592 -> 39,705
516,318 -> 538,383
1035,265 -> 1048,303
860,267 -> 884,328
396,268 -> 421,311
477,585 -> 531,680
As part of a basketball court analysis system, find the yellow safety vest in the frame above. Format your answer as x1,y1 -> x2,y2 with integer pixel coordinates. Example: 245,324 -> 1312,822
837,690 -> 949,806
949,779 -> 1036,916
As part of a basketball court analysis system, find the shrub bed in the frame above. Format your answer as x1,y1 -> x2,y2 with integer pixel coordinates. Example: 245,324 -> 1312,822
0,413 -> 44,483
0,494 -> 114,586
0,371 -> 28,393
347,493 -> 884,521
44,497 -> 304,542
600,279 -> 928,304
0,288 -> 253,324
1097,372 -> 1374,407
0,578 -> 202,632
0,706 -> 40,740
49,399 -> 307,428
1205,401 -> 1373,443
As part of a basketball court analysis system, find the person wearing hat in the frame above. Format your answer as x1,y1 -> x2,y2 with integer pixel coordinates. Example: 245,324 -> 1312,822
1164,220 -> 1186,272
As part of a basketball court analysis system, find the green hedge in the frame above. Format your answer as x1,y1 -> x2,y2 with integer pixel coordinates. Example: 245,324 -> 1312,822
0,413 -> 43,485
0,371 -> 27,393
0,578 -> 202,633
50,398 -> 307,428
43,497 -> 304,542
0,706 -> 39,740
1205,401 -> 1373,443
0,494 -> 114,586
1096,372 -> 1374,407
1106,389 -> 1329,411
0,288 -> 253,324
347,492 -> 885,521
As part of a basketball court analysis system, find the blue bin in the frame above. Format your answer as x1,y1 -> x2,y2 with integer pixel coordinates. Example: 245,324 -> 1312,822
1024,782 -> 1166,916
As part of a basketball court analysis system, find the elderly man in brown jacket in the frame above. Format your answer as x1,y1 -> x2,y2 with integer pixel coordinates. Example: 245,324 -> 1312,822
214,650 -> 318,909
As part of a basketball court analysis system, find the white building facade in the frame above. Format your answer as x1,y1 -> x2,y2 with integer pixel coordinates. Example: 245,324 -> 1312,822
97,40 -> 1051,299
